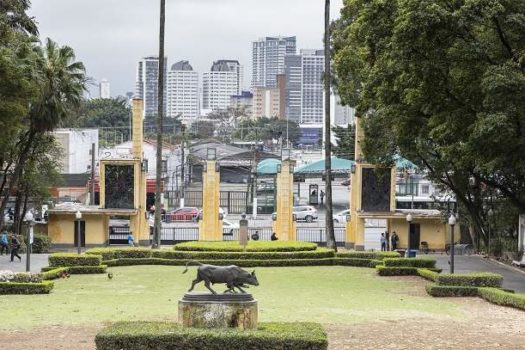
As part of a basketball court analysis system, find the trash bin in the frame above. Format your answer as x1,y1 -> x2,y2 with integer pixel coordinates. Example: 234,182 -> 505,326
407,249 -> 417,258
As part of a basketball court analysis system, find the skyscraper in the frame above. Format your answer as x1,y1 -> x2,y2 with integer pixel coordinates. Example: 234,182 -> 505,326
99,78 -> 110,99
202,60 -> 242,111
136,56 -> 167,117
252,36 -> 296,88
167,60 -> 200,122
284,49 -> 325,125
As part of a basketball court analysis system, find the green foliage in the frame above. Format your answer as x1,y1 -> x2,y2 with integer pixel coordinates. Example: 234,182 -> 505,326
86,247 -> 153,261
11,272 -> 43,283
376,266 -> 419,276
32,233 -> 52,253
425,284 -> 479,297
152,249 -> 334,260
383,258 -> 436,268
173,241 -> 318,252
67,265 -> 107,274
0,281 -> 54,295
48,253 -> 102,267
417,268 -> 439,282
332,124 -> 355,160
436,273 -> 503,288
189,120 -> 215,139
332,257 -> 380,268
42,267 -> 69,280
232,117 -> 300,144
104,258 -> 335,268
336,251 -> 400,260
95,321 -> 328,350
478,288 -> 525,310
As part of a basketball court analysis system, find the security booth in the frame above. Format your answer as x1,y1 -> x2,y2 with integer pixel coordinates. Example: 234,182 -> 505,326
309,184 -> 319,205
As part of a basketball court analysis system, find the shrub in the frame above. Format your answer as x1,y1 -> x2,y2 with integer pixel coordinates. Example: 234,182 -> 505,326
336,251 -> 400,260
152,248 -> 335,261
0,281 -> 54,294
68,265 -> 107,274
49,253 -> 102,267
383,258 -> 436,268
32,234 -> 52,253
478,288 -> 525,310
425,284 -> 479,297
86,248 -> 153,260
332,257 -> 379,268
104,258 -> 334,268
376,266 -> 419,276
42,267 -> 69,280
173,241 -> 318,252
95,321 -> 328,350
417,268 -> 439,282
436,273 -> 503,288
0,271 -> 42,283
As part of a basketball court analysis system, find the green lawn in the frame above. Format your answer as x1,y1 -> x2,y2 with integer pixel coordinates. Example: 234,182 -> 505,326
1,266 -> 461,330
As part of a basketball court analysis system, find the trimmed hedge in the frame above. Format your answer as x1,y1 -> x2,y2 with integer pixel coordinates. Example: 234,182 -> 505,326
336,251 -> 400,260
173,241 -> 318,252
104,258 -> 335,268
68,265 -> 107,274
32,234 -> 52,253
87,248 -> 153,261
95,321 -> 328,350
426,284 -> 479,297
376,266 -> 442,276
417,268 -> 439,282
478,288 -> 525,310
49,253 -> 102,267
332,257 -> 381,268
42,267 -> 69,280
436,273 -> 503,288
0,281 -> 54,294
383,258 -> 436,268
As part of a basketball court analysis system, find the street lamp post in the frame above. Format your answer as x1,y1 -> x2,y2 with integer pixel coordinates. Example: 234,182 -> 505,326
487,208 -> 494,256
24,211 -> 34,272
406,213 -> 413,256
75,210 -> 82,254
448,213 -> 456,274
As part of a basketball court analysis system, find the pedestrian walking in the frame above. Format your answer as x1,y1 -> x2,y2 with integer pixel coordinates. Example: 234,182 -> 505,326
10,235 -> 21,262
0,228 -> 8,255
391,231 -> 399,251
127,232 -> 135,247
320,190 -> 325,206
380,233 -> 387,251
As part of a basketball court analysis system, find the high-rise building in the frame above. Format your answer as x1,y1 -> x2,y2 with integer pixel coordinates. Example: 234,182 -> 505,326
202,60 -> 242,111
284,49 -> 325,125
167,60 -> 200,123
252,36 -> 296,88
135,56 -> 167,117
333,94 -> 355,126
230,91 -> 253,117
252,87 -> 281,119
99,78 -> 110,99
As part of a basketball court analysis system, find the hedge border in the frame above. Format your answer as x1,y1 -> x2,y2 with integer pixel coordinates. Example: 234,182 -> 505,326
336,251 -> 400,260
478,288 -> 525,310
0,281 -> 54,294
42,267 -> 69,280
68,265 -> 107,274
376,266 -> 442,276
425,284 -> 479,297
435,273 -> 503,288
49,253 -> 102,267
173,241 -> 318,252
417,268 -> 439,282
95,321 -> 328,350
383,258 -> 436,268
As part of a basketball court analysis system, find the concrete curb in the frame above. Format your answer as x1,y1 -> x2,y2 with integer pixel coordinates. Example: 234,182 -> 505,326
485,257 -> 525,276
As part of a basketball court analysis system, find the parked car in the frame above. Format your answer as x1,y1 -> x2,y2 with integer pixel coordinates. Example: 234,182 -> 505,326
197,207 -> 228,221
341,179 -> 350,186
166,207 -> 199,222
333,209 -> 350,224
273,205 -> 318,223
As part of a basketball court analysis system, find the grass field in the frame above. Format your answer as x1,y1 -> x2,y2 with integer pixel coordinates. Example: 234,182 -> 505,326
1,265 -> 462,330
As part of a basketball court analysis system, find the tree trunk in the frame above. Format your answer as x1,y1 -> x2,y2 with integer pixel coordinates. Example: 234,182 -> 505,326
153,0 -> 166,248
324,0 -> 336,251
13,190 -> 23,235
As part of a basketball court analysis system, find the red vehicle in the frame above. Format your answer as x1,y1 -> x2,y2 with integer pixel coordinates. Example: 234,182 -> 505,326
166,207 -> 199,222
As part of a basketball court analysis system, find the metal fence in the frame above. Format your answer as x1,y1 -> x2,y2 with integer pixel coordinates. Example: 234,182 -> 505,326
156,227 -> 199,244
296,227 -> 346,246
167,190 -> 249,214
109,226 -> 130,245
223,227 -> 274,241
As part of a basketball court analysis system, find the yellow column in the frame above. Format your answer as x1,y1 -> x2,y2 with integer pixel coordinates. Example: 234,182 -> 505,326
272,160 -> 296,241
132,98 -> 144,159
199,160 -> 223,241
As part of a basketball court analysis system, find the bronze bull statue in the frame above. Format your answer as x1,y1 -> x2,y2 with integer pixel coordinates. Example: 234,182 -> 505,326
182,261 -> 259,294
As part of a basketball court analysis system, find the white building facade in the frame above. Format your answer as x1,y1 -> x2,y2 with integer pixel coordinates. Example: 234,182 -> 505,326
99,78 -> 110,99
252,36 -> 296,88
52,129 -> 99,174
167,60 -> 200,123
202,60 -> 242,111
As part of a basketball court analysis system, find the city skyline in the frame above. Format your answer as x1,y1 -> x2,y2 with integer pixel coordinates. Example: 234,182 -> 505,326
28,0 -> 344,98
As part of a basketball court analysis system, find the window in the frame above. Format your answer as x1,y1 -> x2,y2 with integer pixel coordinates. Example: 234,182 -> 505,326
422,185 -> 430,195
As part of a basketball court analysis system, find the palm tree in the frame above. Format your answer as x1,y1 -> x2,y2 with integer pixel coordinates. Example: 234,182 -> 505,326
0,38 -> 86,227
324,0 -> 336,251
153,0 -> 166,248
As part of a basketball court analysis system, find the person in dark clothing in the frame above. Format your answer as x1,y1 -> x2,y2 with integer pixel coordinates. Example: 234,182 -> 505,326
320,190 -> 325,205
380,233 -> 387,251
391,231 -> 399,251
10,235 -> 21,262
271,232 -> 278,241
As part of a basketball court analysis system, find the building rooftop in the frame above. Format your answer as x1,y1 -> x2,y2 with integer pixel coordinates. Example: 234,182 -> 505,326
171,60 -> 193,71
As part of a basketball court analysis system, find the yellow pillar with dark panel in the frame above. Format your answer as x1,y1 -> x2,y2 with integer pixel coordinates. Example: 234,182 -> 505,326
199,158 -> 223,241
272,160 -> 296,241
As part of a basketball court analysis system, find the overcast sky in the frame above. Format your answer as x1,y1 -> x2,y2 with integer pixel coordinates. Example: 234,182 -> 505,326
29,0 -> 344,98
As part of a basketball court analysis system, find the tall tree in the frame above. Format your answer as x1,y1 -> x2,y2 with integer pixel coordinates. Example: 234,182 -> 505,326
332,124 -> 355,160
324,0 -> 336,251
153,0 -> 166,248
332,0 -> 525,246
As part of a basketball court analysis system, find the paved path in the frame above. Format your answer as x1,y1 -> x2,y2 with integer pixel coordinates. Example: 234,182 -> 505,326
431,254 -> 525,293
0,254 -> 49,273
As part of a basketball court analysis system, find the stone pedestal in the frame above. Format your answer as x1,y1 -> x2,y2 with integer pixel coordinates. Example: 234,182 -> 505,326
178,292 -> 258,330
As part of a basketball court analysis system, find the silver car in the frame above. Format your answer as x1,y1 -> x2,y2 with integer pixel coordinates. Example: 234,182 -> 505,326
293,206 -> 318,223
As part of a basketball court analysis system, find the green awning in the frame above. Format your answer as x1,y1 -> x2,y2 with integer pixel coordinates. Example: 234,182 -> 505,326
294,157 -> 355,174
257,159 -> 281,175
